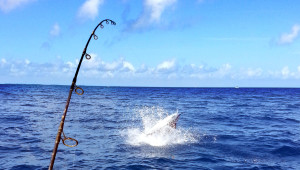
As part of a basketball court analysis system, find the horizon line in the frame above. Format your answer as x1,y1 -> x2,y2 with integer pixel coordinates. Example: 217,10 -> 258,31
0,83 -> 299,89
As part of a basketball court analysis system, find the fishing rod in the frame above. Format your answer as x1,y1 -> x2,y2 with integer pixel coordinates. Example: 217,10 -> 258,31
49,19 -> 116,170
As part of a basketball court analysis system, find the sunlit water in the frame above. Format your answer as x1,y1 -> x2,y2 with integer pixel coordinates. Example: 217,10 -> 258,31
0,85 -> 300,169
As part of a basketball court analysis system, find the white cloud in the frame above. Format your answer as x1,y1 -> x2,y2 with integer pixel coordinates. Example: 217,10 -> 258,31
103,61 -> 121,71
0,0 -> 35,13
1,58 -> 7,65
25,59 -> 30,65
63,61 -> 76,72
220,63 -> 231,71
81,55 -> 135,76
146,0 -> 176,22
136,64 -> 149,73
278,24 -> 300,44
246,68 -> 263,77
267,66 -> 300,79
214,63 -> 232,77
280,66 -> 298,79
77,0 -> 104,21
182,64 -> 204,74
156,59 -> 176,73
2,57 -> 300,86
123,61 -> 135,72
132,0 -> 176,29
82,53 -> 100,69
50,23 -> 60,37
281,66 -> 290,78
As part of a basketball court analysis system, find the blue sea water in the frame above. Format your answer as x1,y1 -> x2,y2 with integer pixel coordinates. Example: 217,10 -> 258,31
0,84 -> 300,170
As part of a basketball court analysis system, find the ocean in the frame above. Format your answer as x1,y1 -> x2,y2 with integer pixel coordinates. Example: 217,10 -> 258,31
0,84 -> 299,169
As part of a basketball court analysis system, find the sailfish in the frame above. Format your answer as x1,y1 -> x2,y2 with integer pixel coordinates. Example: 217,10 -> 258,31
144,113 -> 181,136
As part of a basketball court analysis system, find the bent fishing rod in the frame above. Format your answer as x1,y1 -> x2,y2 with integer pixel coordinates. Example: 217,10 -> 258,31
49,19 -> 116,170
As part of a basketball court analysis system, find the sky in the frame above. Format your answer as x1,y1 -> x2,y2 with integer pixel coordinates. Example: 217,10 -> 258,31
0,0 -> 300,87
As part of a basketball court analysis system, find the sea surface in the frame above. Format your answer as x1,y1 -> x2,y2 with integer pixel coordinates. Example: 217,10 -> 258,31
0,84 -> 300,170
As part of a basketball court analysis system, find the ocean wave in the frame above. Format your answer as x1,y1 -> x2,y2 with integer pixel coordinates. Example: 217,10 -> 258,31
271,146 -> 300,157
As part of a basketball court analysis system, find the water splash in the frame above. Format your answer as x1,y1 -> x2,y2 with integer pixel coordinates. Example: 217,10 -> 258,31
122,106 -> 197,147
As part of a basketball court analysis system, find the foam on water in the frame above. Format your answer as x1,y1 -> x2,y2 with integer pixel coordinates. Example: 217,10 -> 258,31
122,106 -> 197,147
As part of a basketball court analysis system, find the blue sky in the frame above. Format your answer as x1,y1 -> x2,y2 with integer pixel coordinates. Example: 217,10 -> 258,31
0,0 -> 300,87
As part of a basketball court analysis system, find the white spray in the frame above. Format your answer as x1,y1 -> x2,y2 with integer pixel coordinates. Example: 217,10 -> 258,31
122,106 -> 197,147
